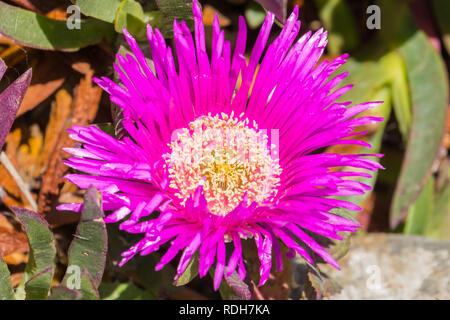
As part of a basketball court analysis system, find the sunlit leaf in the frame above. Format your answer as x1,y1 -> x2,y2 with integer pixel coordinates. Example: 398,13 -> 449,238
11,207 -> 56,299
391,34 -> 448,227
404,176 -> 434,235
24,267 -> 53,300
424,182 -> 450,239
155,0 -> 194,38
245,2 -> 266,29
0,2 -> 114,52
114,0 -> 146,39
0,255 -> 14,300
390,54 -> 411,142
47,286 -> 82,300
374,0 -> 449,228
217,271 -> 252,300
62,186 -> 107,289
173,252 -> 199,287
72,0 -> 122,23
78,269 -> 100,300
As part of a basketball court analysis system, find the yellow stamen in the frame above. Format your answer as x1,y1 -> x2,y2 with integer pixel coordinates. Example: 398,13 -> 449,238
165,112 -> 281,216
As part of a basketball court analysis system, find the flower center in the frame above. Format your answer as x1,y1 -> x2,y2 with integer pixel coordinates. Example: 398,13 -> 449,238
165,113 -> 282,216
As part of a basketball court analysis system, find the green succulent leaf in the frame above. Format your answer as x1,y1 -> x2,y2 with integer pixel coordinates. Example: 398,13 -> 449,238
63,186 -> 107,289
155,0 -> 194,38
11,207 -> 55,299
389,54 -> 412,142
78,269 -> 100,300
424,182 -> 450,239
0,2 -> 114,52
391,37 -> 448,226
0,255 -> 14,300
173,252 -> 199,287
376,0 -> 448,228
24,267 -> 54,300
245,2 -> 266,29
47,286 -> 82,300
72,0 -> 122,23
210,268 -> 252,300
404,176 -> 435,235
115,0 -> 147,39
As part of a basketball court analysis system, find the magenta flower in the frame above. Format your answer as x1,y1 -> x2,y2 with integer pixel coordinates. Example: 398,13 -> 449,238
58,0 -> 383,290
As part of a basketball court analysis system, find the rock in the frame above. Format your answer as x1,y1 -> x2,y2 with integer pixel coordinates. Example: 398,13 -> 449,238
316,233 -> 450,299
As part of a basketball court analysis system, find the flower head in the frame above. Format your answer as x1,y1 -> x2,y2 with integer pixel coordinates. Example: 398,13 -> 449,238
58,0 -> 384,290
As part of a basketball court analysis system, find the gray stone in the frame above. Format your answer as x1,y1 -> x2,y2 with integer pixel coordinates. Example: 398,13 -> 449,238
319,233 -> 450,299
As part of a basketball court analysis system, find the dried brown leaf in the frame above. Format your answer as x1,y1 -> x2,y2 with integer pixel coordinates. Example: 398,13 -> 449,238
8,0 -> 69,15
2,252 -> 28,265
39,89 -> 72,171
45,7 -> 68,21
0,214 -> 28,258
18,53 -> 68,116
203,5 -> 231,27
38,70 -> 101,227
0,130 -> 27,207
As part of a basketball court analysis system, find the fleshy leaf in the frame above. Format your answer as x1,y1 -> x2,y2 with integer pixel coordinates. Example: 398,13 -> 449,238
390,28 -> 448,227
424,182 -> 450,239
47,286 -> 82,300
216,270 -> 252,300
24,267 -> 54,300
63,186 -> 107,288
0,255 -> 14,300
72,0 -> 122,23
0,2 -> 114,52
245,2 -> 266,29
78,269 -> 100,300
390,54 -> 412,142
114,0 -> 146,39
155,0 -> 194,38
11,207 -> 55,299
173,252 -> 199,286
0,60 -> 32,150
404,176 -> 434,235
375,0 -> 448,228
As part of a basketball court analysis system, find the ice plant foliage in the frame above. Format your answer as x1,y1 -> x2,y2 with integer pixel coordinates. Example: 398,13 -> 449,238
58,1 -> 384,290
